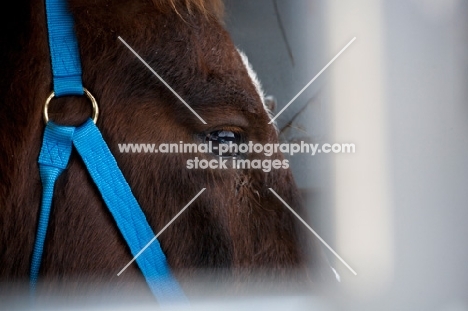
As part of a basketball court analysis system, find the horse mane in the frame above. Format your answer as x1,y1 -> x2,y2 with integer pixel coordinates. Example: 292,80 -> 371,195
152,0 -> 224,20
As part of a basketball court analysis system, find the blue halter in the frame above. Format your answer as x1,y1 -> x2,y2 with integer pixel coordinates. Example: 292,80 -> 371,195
30,0 -> 186,303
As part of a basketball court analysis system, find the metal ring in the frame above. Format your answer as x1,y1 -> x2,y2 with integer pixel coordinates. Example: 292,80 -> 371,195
43,88 -> 99,124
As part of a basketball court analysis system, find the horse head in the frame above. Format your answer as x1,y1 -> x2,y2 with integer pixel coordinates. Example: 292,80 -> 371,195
0,0 -> 333,298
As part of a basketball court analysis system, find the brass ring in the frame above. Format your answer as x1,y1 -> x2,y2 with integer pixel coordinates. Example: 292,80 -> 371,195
43,88 -> 99,124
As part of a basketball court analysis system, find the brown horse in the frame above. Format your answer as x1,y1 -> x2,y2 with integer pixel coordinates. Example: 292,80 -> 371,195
0,0 -> 334,301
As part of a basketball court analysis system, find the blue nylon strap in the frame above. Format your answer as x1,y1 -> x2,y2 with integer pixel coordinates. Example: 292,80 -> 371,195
31,123 -> 75,291
32,120 -> 186,302
72,119 -> 186,302
45,0 -> 83,96
35,0 -> 186,303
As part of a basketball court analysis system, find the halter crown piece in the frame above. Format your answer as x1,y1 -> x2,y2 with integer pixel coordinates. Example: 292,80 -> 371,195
30,0 -> 186,303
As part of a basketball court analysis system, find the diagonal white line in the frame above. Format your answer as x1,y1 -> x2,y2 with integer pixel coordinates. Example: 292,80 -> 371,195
117,36 -> 207,125
117,188 -> 206,276
268,37 -> 356,124
268,188 -> 357,276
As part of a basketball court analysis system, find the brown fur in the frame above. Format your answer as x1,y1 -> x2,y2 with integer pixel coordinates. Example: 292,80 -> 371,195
0,0 -> 332,300
152,0 -> 224,20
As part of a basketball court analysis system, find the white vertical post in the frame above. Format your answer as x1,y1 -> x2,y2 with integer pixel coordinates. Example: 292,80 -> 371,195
325,0 -> 394,298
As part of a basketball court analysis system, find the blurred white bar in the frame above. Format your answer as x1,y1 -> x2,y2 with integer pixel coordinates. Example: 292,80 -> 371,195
325,0 -> 394,298
9,295 -> 329,311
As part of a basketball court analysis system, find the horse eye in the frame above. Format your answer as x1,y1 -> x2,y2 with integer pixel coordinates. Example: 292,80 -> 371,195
205,130 -> 241,157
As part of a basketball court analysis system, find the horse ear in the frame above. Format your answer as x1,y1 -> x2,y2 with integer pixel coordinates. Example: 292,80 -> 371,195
264,95 -> 277,112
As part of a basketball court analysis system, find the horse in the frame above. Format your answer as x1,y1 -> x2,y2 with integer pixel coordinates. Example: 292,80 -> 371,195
0,0 -> 334,302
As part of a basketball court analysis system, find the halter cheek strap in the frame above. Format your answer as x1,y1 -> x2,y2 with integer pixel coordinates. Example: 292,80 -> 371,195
45,0 -> 83,96
31,0 -> 186,303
